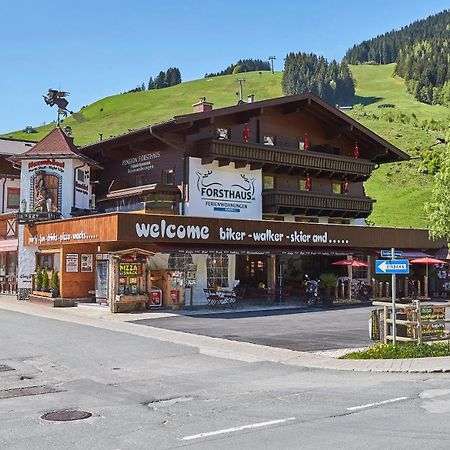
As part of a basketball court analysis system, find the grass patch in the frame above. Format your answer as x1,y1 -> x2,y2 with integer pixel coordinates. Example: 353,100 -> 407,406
343,342 -> 450,359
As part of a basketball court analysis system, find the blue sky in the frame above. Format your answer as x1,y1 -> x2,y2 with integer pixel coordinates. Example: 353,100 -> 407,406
0,0 -> 448,134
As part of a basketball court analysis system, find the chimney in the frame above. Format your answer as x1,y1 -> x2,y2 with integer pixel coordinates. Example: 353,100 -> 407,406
247,94 -> 255,103
192,97 -> 214,113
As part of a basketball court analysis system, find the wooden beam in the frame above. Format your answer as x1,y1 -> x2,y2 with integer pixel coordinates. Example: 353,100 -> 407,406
234,160 -> 247,169
201,156 -> 214,165
218,159 -> 230,167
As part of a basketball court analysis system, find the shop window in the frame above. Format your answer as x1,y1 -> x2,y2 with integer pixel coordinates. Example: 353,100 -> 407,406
136,174 -> 145,186
263,175 -> 275,190
37,253 -> 54,270
295,216 -> 319,223
263,135 -> 276,146
6,188 -> 20,209
168,253 -> 193,271
217,128 -> 231,140
162,169 -> 175,185
263,215 -> 285,221
331,181 -> 342,194
207,254 -> 229,288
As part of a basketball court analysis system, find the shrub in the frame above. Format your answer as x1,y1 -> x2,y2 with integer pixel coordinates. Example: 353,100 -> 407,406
42,270 -> 49,291
319,273 -> 339,290
35,267 -> 43,291
50,270 -> 60,297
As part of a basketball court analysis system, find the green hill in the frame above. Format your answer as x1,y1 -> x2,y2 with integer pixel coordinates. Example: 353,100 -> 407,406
4,71 -> 282,146
3,64 -> 449,229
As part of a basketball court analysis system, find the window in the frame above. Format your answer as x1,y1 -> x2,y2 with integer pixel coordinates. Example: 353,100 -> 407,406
328,218 -> 351,225
216,128 -> 231,140
136,174 -> 145,186
162,169 -> 175,185
6,188 -> 20,209
299,178 -> 312,191
76,169 -> 85,182
263,135 -> 276,146
263,175 -> 275,189
207,254 -> 229,288
168,253 -> 193,271
295,216 -> 319,223
263,215 -> 285,221
331,181 -> 342,194
298,141 -> 305,151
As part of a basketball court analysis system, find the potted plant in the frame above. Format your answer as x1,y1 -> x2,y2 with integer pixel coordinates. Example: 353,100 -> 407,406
41,270 -> 49,292
35,267 -> 43,291
50,270 -> 60,298
319,273 -> 339,305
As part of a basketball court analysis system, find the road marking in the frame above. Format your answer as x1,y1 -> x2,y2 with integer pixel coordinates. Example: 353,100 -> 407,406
181,417 -> 296,441
347,396 -> 408,411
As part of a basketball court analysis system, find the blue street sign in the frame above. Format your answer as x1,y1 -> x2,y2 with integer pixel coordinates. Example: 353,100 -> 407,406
381,249 -> 403,258
375,259 -> 409,275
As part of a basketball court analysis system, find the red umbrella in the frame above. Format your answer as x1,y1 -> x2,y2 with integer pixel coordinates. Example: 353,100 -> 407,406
332,259 -> 368,301
332,259 -> 368,267
410,257 -> 447,298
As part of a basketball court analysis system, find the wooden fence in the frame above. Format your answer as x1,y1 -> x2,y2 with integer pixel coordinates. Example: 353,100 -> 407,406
372,300 -> 450,344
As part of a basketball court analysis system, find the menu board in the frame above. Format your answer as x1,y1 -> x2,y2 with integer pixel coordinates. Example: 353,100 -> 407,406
119,262 -> 142,276
406,306 -> 446,340
66,254 -> 79,273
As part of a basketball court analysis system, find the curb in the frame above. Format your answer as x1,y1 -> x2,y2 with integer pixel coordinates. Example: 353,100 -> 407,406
2,297 -> 450,374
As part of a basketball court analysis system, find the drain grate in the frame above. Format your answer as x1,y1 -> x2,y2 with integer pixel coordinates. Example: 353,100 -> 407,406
0,364 -> 14,372
41,410 -> 92,422
0,385 -> 61,400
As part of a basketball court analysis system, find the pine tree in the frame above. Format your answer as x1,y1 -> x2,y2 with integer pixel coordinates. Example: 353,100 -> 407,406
147,77 -> 155,90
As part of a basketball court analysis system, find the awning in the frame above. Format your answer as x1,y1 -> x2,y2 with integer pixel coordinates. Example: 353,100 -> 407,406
0,239 -> 18,253
100,183 -> 182,201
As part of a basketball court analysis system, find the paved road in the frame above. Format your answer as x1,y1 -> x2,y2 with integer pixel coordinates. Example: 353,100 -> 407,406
3,308 -> 450,449
133,305 -> 373,352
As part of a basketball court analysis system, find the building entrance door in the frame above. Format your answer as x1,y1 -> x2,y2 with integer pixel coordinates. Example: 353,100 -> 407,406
236,255 -> 268,288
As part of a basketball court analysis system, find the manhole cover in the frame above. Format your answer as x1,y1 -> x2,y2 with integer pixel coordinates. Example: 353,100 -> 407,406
0,364 -> 14,372
41,410 -> 92,422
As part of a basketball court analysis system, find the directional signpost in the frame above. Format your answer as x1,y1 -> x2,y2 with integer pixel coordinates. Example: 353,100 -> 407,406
381,249 -> 403,259
375,259 -> 409,275
376,249 -> 409,345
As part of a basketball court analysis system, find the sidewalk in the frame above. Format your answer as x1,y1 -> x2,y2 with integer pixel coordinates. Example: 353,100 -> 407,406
1,296 -> 450,373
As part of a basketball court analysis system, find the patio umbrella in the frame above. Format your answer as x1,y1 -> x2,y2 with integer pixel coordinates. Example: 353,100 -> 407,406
332,259 -> 368,301
410,257 -> 447,298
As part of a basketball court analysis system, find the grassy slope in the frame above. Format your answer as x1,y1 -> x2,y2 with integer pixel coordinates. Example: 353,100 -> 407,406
348,64 -> 449,229
4,71 -> 282,146
3,64 -> 449,228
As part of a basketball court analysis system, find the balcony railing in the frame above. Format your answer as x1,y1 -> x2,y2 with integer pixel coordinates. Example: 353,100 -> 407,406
196,139 -> 375,180
16,211 -> 61,225
262,189 -> 374,218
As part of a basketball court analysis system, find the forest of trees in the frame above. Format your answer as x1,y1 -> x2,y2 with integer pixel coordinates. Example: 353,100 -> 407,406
282,53 -> 355,106
205,59 -> 271,77
344,10 -> 449,105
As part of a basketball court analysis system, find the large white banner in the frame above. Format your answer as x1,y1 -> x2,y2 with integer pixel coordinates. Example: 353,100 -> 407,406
186,157 -> 262,219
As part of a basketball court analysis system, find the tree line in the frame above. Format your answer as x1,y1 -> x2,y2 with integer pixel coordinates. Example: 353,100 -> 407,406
205,59 -> 271,77
344,9 -> 449,105
123,67 -> 182,94
282,53 -> 355,105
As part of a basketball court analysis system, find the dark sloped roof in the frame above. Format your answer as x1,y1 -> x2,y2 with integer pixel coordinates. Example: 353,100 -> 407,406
81,92 -> 409,162
9,126 -> 101,168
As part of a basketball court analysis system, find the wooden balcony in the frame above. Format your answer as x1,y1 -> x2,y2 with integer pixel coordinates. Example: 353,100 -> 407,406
262,189 -> 374,218
196,139 -> 375,181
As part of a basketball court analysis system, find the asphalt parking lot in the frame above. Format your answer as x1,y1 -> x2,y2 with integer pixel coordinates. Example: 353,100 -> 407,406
133,305 -> 373,352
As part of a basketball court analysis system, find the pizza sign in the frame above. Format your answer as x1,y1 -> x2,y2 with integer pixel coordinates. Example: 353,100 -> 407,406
119,262 -> 142,276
